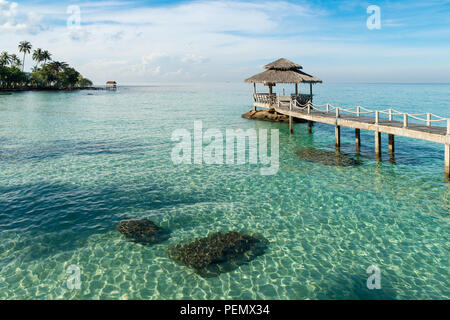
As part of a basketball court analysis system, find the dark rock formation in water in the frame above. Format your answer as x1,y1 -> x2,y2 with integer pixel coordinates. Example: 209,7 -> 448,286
116,219 -> 167,244
295,148 -> 361,167
242,108 -> 306,123
168,231 -> 268,277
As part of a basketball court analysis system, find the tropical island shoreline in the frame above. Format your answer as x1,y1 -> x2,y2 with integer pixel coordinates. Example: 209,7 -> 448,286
0,86 -> 105,93
0,41 -> 94,92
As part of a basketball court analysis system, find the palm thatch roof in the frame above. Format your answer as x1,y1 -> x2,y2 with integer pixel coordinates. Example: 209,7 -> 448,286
245,58 -> 322,84
264,58 -> 302,70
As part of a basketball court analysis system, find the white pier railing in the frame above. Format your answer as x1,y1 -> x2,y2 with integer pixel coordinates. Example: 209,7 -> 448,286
289,100 -> 450,134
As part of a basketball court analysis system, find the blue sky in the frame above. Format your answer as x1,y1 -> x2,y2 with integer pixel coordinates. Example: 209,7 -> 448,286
1,0 -> 449,83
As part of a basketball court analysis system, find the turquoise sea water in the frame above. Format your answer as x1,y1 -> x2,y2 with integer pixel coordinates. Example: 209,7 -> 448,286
0,83 -> 449,300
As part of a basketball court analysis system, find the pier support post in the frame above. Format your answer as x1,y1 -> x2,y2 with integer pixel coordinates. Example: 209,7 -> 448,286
355,129 -> 361,154
375,131 -> 382,160
335,126 -> 341,149
253,83 -> 257,111
289,115 -> 293,134
445,144 -> 450,177
308,121 -> 313,134
446,120 -> 450,177
388,134 -> 395,156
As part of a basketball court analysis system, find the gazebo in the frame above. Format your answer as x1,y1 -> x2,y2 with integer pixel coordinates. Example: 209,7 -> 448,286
245,58 -> 322,110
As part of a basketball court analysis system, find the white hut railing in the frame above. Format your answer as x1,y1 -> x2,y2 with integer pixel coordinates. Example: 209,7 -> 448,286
253,93 -> 277,106
254,93 -> 312,107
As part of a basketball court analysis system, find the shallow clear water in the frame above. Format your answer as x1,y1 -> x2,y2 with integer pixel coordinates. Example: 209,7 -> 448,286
0,83 -> 449,300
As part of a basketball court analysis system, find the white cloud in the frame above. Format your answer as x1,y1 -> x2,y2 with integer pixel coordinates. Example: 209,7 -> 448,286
142,52 -> 169,65
181,54 -> 209,64
152,65 -> 161,75
0,0 -> 22,29
86,59 -> 129,68
0,20 -> 25,30
1,0 -> 449,83
0,1 -> 319,82
131,63 -> 161,76
68,29 -> 91,41
163,68 -> 183,78
0,0 -> 46,33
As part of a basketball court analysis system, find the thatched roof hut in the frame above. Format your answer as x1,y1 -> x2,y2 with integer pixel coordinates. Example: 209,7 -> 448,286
245,58 -> 322,110
245,58 -> 322,84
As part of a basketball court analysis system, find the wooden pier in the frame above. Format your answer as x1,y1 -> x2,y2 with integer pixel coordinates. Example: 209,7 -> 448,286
245,58 -> 450,177
277,100 -> 450,177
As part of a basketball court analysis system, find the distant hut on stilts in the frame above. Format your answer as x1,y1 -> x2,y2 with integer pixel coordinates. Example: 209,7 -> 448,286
106,81 -> 117,90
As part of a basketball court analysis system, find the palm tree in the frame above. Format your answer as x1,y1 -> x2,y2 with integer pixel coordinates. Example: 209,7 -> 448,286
18,41 -> 32,72
0,52 -> 12,67
42,50 -> 52,65
10,54 -> 22,68
49,61 -> 69,73
32,48 -> 45,69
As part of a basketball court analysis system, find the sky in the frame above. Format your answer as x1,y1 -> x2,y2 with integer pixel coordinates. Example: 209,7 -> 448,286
1,0 -> 449,84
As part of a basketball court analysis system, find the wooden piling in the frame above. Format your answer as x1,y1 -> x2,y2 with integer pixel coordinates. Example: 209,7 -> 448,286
335,126 -> 341,149
289,115 -> 293,134
253,83 -> 257,111
355,129 -> 361,153
375,131 -> 382,159
388,134 -> 395,154
308,121 -> 313,134
389,134 -> 395,162
445,144 -> 450,176
446,120 -> 450,177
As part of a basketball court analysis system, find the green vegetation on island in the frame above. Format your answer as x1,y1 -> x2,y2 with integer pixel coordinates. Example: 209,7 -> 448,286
0,41 -> 93,91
